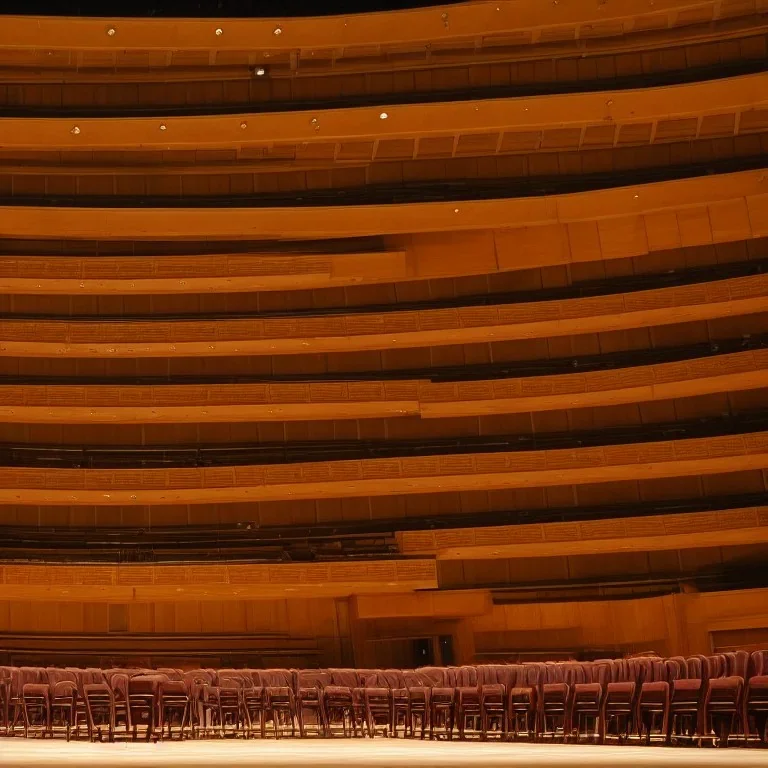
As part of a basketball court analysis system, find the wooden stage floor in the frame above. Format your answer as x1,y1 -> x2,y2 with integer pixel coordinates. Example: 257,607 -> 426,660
2,739 -> 768,768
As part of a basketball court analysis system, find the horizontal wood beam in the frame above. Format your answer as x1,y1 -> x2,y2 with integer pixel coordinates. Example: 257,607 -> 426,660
0,432 -> 765,506
0,1 -> 728,52
0,169 -> 764,240
0,558 -> 437,601
1,74 -> 764,151
398,506 -> 768,559
2,273 -> 764,358
0,349 -> 764,424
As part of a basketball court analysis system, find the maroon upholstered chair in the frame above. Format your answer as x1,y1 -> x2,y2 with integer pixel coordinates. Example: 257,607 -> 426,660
183,670 -> 215,739
241,670 -> 266,739
402,670 -> 429,739
508,663 -> 539,741
539,664 -> 569,741
601,681 -> 636,744
363,686 -> 391,737
745,674 -> 768,744
702,676 -> 744,747
295,670 -> 330,737
637,659 -> 670,745
455,666 -> 481,740
324,669 -> 359,738
47,669 -> 78,741
418,667 -> 454,741
127,673 -> 168,741
158,679 -> 190,740
21,667 -> 50,739
261,669 -> 296,739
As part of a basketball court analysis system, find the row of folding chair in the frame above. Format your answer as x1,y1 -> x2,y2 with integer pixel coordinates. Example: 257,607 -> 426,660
1,652 -> 767,746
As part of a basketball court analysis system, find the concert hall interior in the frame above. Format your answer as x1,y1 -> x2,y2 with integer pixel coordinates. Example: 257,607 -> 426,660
0,0 -> 767,764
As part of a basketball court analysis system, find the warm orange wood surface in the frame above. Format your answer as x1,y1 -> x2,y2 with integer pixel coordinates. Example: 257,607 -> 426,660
0,349 -> 764,423
0,432 -> 765,506
1,273 -> 764,358
0,169 -> 763,240
0,250 -> 412,294
4,224 -> 766,298
2,74 -> 764,151
0,558 -> 438,601
0,1 -> 738,53
0,2 -> 766,668
398,505 -> 768,559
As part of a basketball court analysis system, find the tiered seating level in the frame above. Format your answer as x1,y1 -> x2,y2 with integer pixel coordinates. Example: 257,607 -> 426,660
1,654 -> 767,745
0,0 -> 766,690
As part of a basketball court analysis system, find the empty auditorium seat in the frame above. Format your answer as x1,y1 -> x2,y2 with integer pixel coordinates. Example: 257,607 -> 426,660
702,676 -> 744,747
47,669 -> 78,741
602,681 -> 636,744
745,675 -> 768,744
158,679 -> 190,740
295,670 -> 330,738
633,658 -> 668,745
0,654 -> 764,747
260,669 -> 296,739
508,664 -> 539,741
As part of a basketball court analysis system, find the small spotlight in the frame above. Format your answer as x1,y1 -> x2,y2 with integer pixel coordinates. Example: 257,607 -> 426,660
254,66 -> 266,76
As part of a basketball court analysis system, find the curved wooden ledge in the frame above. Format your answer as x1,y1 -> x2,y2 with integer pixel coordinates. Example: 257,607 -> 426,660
1,273 -> 765,358
1,17 -> 764,85
0,349 -> 765,424
0,1 -> 732,53
0,558 -> 438,601
397,505 -> 768,560
0,169 -> 764,241
0,432 -> 765,506
0,250 -> 412,295
2,74 -> 765,151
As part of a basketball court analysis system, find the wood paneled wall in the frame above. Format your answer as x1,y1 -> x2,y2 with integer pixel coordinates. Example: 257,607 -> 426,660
1,468 -> 763,528
0,597 -> 352,667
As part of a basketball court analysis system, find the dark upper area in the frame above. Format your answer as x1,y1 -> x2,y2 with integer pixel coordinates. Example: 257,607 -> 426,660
0,0 -> 461,17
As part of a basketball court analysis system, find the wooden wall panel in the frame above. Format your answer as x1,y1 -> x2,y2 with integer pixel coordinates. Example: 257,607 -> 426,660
3,73 -> 765,152
2,351 -> 764,429
400,505 -> 768,560
0,559 -> 437,601
0,432 -> 765,506
3,273 -> 766,358
0,1 -> 746,57
0,469 -> 763,528
0,168 -> 764,240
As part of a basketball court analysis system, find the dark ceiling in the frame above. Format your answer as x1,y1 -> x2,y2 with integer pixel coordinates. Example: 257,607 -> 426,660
1,0 -> 460,16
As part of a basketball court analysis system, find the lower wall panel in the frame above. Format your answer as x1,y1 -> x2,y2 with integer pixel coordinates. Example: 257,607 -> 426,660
1,587 -> 767,667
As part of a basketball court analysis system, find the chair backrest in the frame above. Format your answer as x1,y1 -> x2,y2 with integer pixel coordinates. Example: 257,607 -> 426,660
685,656 -> 704,680
156,667 -> 184,681
415,667 -> 446,687
296,669 -> 332,690
724,650 -> 749,680
380,669 -> 405,689
493,665 -> 518,690
706,654 -> 727,679
261,669 -> 293,688
47,668 -> 77,687
20,667 -> 46,686
749,650 -> 768,678
456,666 -> 477,687
327,668 -> 359,688
129,673 -> 168,693
245,669 -> 263,688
